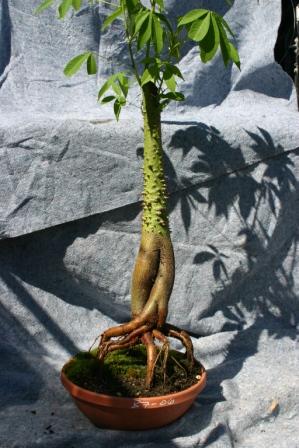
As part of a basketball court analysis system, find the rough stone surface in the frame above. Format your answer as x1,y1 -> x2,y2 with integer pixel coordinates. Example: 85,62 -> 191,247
0,0 -> 299,447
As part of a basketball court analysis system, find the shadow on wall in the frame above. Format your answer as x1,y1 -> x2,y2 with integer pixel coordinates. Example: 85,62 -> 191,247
0,299 -> 44,410
166,123 -> 299,444
0,123 -> 298,442
0,201 -> 140,325
0,201 -> 140,409
0,0 -> 11,77
233,62 -> 294,99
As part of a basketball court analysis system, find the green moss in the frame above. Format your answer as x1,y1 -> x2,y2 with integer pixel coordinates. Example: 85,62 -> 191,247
63,345 -> 201,397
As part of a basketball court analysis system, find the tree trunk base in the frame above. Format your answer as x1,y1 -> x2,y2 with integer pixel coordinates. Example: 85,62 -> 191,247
97,322 -> 195,388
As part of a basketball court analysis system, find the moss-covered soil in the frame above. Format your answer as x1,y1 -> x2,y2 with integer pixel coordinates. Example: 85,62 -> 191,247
63,345 -> 203,398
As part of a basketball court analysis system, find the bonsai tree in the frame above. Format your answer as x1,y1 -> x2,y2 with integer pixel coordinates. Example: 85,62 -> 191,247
35,0 -> 240,389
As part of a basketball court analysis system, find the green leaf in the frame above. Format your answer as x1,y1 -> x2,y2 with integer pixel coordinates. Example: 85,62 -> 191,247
141,68 -> 154,86
87,53 -> 97,75
125,0 -> 141,14
118,96 -> 126,106
102,7 -> 122,30
221,18 -> 235,37
164,67 -> 176,92
228,42 -> 240,69
168,32 -> 181,59
161,91 -> 185,101
160,99 -> 171,109
111,81 -> 123,97
178,9 -> 208,27
97,73 -> 126,100
58,0 -> 72,18
64,52 -> 90,77
153,15 -> 164,54
156,12 -> 173,33
114,99 -> 122,121
141,64 -> 159,86
98,77 -> 115,100
118,73 -> 129,97
199,14 -> 220,63
216,19 -> 240,69
165,76 -> 176,92
72,0 -> 81,10
188,12 -> 211,42
155,0 -> 164,10
137,13 -> 152,49
101,95 -> 116,103
134,10 -> 150,35
164,63 -> 184,80
216,18 -> 231,66
34,0 -> 54,14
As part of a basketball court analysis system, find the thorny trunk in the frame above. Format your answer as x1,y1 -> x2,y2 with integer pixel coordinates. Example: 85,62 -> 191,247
131,82 -> 175,327
98,83 -> 194,388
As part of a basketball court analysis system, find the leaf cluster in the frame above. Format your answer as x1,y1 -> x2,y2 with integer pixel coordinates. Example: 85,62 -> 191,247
35,0 -> 240,119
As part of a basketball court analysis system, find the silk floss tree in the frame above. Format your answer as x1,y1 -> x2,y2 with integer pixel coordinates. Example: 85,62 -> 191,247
36,0 -> 240,391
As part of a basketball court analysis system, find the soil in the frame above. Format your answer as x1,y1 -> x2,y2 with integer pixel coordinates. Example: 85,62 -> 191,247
63,344 -> 204,398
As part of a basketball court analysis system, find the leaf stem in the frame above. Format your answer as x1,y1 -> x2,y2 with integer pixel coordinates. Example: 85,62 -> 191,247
122,6 -> 141,86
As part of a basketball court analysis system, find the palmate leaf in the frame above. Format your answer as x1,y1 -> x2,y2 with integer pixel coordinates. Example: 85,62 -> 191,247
178,9 -> 240,70
34,0 -> 54,14
98,72 -> 129,120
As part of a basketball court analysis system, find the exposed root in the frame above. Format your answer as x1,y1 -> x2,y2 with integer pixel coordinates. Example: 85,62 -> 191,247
153,329 -> 169,384
141,332 -> 157,388
165,323 -> 195,370
98,324 -> 151,361
97,320 -> 196,388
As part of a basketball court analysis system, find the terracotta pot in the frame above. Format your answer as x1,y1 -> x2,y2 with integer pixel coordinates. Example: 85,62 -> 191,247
61,363 -> 207,430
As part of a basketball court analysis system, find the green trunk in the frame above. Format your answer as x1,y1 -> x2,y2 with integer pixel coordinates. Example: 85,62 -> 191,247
130,83 -> 174,325
142,83 -> 169,236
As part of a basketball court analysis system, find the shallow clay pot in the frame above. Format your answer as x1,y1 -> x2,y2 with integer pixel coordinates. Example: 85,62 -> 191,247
61,363 -> 207,430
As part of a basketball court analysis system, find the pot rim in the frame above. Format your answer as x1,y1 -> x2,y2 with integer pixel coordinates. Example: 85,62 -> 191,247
61,361 -> 207,409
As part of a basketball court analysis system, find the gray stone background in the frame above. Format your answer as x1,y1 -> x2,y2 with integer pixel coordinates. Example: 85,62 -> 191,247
0,0 -> 299,447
